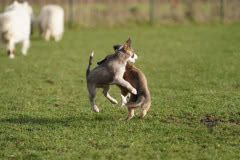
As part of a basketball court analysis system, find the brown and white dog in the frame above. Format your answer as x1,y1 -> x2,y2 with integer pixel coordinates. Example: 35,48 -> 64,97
86,39 -> 138,113
98,45 -> 151,120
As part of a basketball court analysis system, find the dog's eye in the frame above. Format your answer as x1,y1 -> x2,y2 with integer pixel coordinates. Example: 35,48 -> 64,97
131,54 -> 135,58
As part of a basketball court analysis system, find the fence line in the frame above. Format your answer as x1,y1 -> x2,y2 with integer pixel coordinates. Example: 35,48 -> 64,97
0,0 -> 240,27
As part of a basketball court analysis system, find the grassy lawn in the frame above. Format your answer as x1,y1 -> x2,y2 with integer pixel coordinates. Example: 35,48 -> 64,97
0,24 -> 240,160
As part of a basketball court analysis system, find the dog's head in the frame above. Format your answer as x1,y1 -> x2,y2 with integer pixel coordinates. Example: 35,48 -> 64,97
113,38 -> 138,63
5,1 -> 19,11
5,1 -> 33,17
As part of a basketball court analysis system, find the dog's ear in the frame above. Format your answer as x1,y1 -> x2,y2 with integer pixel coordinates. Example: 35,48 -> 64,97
13,1 -> 18,5
23,1 -> 29,6
124,38 -> 131,50
113,44 -> 123,51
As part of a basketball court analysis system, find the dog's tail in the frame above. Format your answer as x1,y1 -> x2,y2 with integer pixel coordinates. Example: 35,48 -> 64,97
86,51 -> 94,77
126,96 -> 145,108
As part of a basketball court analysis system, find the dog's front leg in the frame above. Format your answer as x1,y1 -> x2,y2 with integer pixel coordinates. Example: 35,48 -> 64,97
120,94 -> 128,107
113,78 -> 137,95
120,89 -> 129,107
102,86 -> 118,104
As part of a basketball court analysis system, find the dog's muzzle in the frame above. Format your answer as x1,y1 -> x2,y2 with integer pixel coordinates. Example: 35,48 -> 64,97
129,52 -> 138,63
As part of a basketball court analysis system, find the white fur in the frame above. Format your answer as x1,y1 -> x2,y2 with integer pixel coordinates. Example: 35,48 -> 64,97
0,1 -> 32,58
38,5 -> 64,41
128,52 -> 138,63
120,94 -> 127,107
9,53 -> 15,59
120,93 -> 131,107
119,46 -> 124,50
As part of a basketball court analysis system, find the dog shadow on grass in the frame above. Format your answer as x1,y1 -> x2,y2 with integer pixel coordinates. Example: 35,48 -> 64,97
0,113 -> 121,126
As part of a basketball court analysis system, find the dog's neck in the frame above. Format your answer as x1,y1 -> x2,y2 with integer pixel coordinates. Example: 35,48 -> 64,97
115,51 -> 130,64
126,62 -> 133,68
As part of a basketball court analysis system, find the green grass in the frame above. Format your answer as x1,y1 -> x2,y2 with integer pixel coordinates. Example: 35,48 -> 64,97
0,24 -> 240,160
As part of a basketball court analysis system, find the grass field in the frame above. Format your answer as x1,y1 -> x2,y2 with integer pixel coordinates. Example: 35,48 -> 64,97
0,24 -> 240,160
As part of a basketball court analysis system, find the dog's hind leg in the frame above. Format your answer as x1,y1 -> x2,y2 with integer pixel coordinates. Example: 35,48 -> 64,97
7,39 -> 15,59
21,39 -> 30,56
102,86 -> 118,104
139,103 -> 150,118
87,84 -> 99,113
120,107 -> 135,120
43,29 -> 51,41
114,78 -> 137,95
54,34 -> 62,42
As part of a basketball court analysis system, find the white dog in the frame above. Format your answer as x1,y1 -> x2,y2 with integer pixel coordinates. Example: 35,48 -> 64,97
38,5 -> 64,41
0,1 -> 32,58
5,1 -> 35,34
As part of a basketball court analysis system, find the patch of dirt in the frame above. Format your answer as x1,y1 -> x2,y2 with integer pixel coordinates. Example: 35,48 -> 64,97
45,79 -> 54,84
200,114 -> 218,127
200,114 -> 240,127
221,119 -> 240,125
16,105 -> 24,110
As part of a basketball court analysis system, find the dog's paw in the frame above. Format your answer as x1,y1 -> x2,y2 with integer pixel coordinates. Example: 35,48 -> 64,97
92,105 -> 100,113
9,54 -> 15,59
111,99 -> 118,104
131,88 -> 137,95
120,103 -> 125,107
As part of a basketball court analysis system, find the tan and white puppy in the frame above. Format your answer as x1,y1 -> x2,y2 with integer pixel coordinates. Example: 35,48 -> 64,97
118,62 -> 151,120
98,45 -> 151,120
86,39 -> 138,113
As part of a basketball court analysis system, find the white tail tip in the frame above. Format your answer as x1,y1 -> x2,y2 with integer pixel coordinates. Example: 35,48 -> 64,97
91,52 -> 94,57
